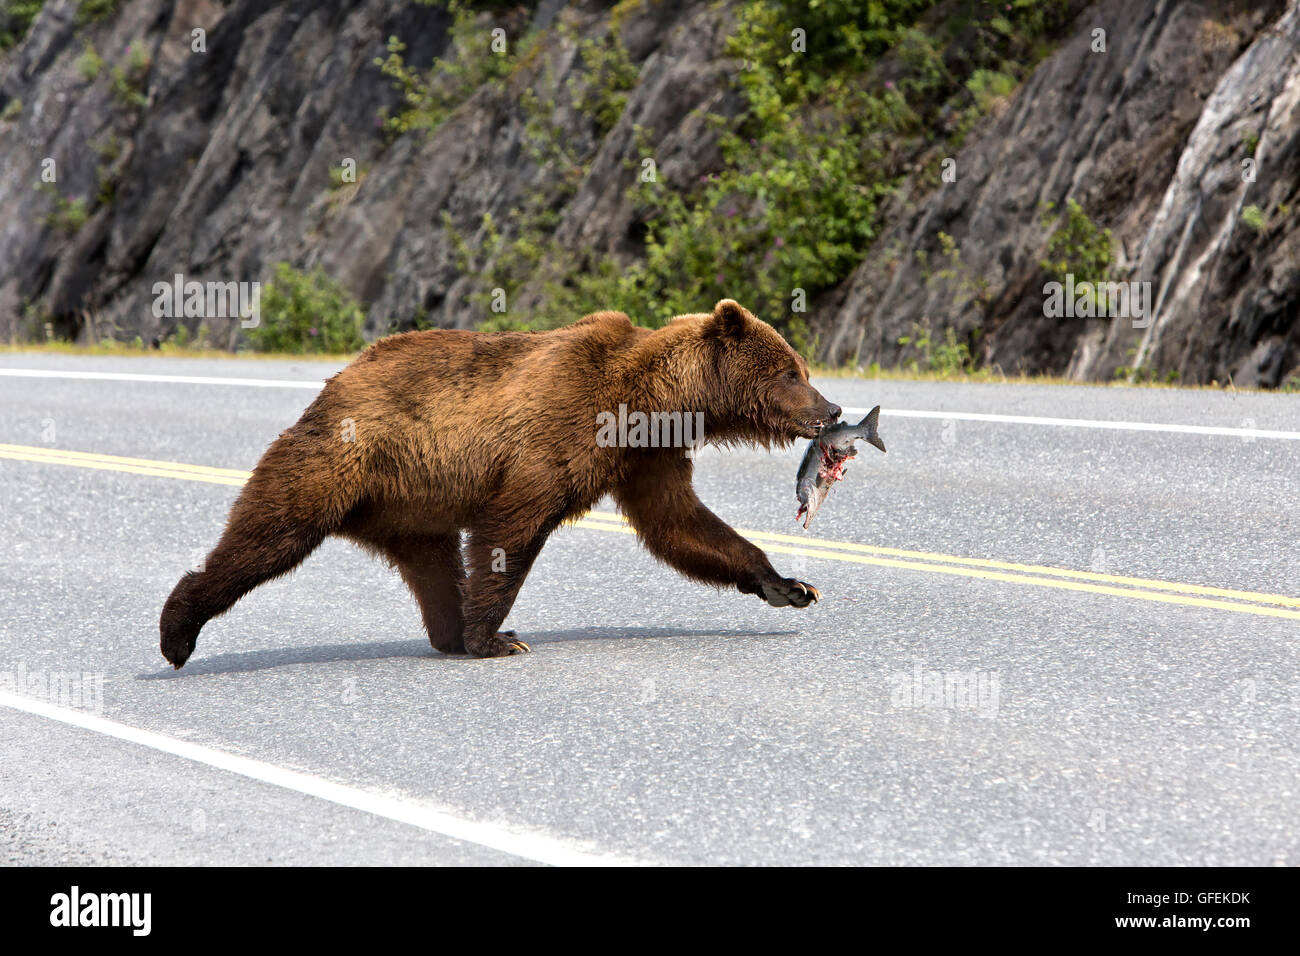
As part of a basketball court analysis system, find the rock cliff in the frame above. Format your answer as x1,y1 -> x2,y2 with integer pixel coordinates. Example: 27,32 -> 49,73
1,0 -> 1295,386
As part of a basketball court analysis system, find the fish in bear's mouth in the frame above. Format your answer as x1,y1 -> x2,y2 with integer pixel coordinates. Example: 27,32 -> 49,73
794,406 -> 886,528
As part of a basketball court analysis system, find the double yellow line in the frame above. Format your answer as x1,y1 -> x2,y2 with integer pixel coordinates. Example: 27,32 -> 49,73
576,512 -> 1300,620
4,441 -> 1298,621
0,443 -> 249,485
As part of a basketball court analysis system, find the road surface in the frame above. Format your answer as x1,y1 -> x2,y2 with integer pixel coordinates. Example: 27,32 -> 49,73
1,354 -> 1297,865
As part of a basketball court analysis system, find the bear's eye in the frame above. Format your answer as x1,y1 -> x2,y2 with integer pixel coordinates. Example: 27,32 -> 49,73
784,369 -> 800,381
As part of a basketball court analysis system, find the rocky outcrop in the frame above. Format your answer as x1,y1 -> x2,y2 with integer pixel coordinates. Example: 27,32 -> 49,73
820,0 -> 1300,387
0,0 -> 729,344
0,0 -> 453,341
1,0 -> 1296,386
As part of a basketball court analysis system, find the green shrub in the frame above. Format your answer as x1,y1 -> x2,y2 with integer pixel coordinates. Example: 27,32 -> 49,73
1040,199 -> 1113,284
75,41 -> 103,81
966,69 -> 1017,112
76,0 -> 118,25
0,0 -> 43,52
246,262 -> 366,354
1241,204 -> 1266,232
523,0 -> 1070,344
92,132 -> 121,205
382,0 -> 1077,358
374,1 -> 520,142
570,29 -> 639,135
898,322 -> 979,376
110,42 -> 150,110
35,183 -> 88,235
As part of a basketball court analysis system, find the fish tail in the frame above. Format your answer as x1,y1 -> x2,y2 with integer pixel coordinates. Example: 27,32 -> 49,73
863,405 -> 886,453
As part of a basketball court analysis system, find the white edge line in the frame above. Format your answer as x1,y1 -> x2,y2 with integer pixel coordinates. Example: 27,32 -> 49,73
0,689 -> 644,867
842,407 -> 1300,441
0,368 -> 325,389
2,368 -> 1296,441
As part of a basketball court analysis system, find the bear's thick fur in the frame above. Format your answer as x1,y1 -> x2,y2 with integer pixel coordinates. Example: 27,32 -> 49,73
160,299 -> 841,664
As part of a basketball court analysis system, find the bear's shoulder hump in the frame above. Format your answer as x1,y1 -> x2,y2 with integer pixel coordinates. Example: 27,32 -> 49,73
571,310 -> 634,330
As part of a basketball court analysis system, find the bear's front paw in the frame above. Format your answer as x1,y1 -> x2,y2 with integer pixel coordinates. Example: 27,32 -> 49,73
160,614 -> 200,669
759,578 -> 820,608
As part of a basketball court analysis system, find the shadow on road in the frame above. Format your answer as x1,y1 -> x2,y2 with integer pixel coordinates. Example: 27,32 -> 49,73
136,627 -> 799,679
522,626 -> 800,647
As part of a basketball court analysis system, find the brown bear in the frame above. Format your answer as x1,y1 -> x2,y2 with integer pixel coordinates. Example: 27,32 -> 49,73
159,299 -> 842,665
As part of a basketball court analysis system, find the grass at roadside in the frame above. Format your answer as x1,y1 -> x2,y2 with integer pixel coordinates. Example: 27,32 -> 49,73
807,364 -> 1258,391
0,341 -> 354,363
2,341 -> 1282,392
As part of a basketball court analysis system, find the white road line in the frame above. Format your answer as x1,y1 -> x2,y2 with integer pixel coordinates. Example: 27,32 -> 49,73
843,407 -> 1300,441
0,690 -> 643,867
3,367 -> 1296,440
0,368 -> 326,389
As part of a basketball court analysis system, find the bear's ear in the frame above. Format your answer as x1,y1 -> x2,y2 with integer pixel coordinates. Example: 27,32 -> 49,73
712,299 -> 748,338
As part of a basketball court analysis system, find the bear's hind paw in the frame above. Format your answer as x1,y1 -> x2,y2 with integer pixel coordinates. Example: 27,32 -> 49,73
467,631 -> 532,657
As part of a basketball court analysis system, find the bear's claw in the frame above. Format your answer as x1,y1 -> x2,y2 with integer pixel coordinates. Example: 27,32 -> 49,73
467,632 -> 532,657
498,630 -> 529,652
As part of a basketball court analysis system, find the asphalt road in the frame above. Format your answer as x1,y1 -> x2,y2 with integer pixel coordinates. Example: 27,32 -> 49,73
1,353 -> 1297,865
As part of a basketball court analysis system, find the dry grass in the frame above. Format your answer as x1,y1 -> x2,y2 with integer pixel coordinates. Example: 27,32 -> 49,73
805,363 -> 1260,392
0,341 -> 353,363
4,340 -> 1268,391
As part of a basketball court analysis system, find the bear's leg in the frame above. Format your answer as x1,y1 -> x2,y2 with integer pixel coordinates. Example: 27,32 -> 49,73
614,457 -> 820,607
459,521 -> 551,658
159,466 -> 336,668
382,534 -> 467,654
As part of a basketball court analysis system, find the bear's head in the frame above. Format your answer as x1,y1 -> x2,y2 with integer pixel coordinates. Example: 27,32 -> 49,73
701,299 -> 842,447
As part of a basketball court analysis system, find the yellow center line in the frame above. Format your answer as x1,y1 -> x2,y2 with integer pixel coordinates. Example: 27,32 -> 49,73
577,510 -> 1300,610
0,443 -> 252,480
569,519 -> 1300,620
0,446 -> 250,486
4,442 -> 1297,621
